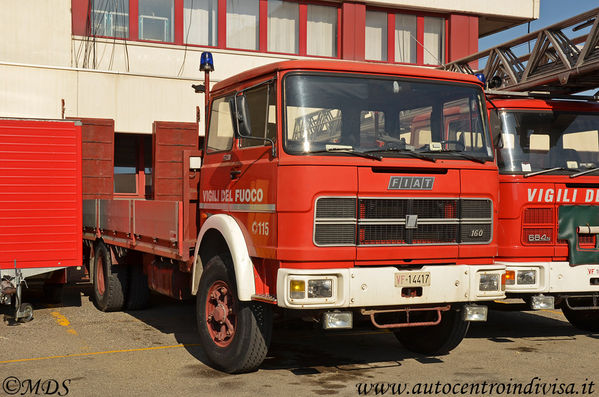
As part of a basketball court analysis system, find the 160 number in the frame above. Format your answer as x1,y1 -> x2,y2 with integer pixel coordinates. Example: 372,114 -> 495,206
470,229 -> 484,237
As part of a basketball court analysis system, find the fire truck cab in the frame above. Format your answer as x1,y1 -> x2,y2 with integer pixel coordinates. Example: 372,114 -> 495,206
191,59 -> 505,372
443,6 -> 599,333
490,97 -> 599,330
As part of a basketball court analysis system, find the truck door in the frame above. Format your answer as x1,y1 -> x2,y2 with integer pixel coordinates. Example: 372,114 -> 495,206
231,81 -> 278,259
200,94 -> 237,217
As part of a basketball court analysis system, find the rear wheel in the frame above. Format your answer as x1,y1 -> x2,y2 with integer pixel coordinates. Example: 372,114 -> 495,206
92,241 -> 128,312
562,304 -> 599,332
196,253 -> 272,373
394,306 -> 469,355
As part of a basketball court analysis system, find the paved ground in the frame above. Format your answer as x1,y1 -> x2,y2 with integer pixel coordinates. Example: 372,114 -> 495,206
1,286 -> 598,396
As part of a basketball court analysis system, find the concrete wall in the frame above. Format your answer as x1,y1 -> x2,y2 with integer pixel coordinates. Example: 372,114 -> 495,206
71,38 -> 295,83
0,63 -> 202,134
0,0 -> 72,67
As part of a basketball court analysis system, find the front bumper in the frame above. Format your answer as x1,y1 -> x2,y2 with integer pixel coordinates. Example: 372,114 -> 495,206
499,261 -> 599,294
276,265 -> 505,309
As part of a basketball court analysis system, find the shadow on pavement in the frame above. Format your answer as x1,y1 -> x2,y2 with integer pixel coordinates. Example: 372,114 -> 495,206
10,284 -> 597,374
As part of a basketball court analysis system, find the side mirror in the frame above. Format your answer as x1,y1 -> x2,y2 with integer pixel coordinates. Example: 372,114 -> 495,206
235,95 -> 251,137
234,94 -> 277,157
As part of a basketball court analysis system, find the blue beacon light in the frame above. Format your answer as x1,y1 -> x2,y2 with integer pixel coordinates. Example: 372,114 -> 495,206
474,73 -> 486,84
200,52 -> 214,72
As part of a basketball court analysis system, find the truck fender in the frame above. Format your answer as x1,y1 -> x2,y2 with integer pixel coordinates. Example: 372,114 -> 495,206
191,214 -> 256,301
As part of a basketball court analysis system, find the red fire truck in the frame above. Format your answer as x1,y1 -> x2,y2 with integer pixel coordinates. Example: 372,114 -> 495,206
0,57 -> 506,372
445,7 -> 599,331
77,57 -> 506,373
490,96 -> 599,329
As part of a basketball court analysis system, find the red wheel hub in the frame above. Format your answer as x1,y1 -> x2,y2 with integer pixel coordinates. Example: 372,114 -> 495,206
96,253 -> 106,296
205,281 -> 236,347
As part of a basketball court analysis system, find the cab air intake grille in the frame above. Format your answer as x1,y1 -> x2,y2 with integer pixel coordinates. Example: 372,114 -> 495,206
315,197 -> 356,218
314,197 -> 493,246
314,198 -> 357,246
314,223 -> 356,245
461,199 -> 493,219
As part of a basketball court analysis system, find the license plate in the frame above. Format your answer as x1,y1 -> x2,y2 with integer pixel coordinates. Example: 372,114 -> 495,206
394,271 -> 431,287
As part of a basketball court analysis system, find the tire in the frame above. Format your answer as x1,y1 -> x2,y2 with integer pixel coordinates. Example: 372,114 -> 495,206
92,241 -> 128,312
196,253 -> 273,373
18,303 -> 34,323
394,306 -> 469,355
126,263 -> 150,310
562,304 -> 599,332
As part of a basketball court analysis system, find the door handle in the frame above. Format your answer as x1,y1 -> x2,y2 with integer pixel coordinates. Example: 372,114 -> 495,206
230,169 -> 241,179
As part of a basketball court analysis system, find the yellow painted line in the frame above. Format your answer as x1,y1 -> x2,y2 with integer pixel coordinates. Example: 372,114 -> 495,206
0,344 -> 201,365
51,311 -> 79,336
51,311 -> 71,327
542,309 -> 564,315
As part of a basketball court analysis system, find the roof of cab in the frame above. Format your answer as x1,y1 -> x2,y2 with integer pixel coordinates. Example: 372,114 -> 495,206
489,97 -> 599,112
211,59 -> 483,93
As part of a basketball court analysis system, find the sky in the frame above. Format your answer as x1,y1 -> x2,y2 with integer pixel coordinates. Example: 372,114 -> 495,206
479,0 -> 599,50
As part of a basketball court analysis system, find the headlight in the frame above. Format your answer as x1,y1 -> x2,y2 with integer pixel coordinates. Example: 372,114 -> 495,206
479,273 -> 500,291
517,270 -> 536,285
308,279 -> 333,298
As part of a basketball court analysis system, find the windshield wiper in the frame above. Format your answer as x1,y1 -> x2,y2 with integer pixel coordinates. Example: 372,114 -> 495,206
570,167 -> 599,178
524,167 -> 573,178
421,149 -> 487,164
306,145 -> 382,161
441,150 -> 487,164
364,147 -> 436,163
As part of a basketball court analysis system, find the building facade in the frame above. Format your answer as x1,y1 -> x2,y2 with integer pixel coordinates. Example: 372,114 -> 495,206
0,0 -> 539,195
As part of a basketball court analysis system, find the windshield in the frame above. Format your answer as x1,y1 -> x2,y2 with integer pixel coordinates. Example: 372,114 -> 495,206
283,74 -> 493,161
496,110 -> 599,174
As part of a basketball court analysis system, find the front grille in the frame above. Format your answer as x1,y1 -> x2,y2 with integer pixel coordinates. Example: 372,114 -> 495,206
524,208 -> 553,224
359,224 -> 407,245
579,234 -> 595,245
315,197 -> 492,246
414,224 -> 458,244
522,207 -> 554,245
314,198 -> 357,245
316,197 -> 356,218
461,199 -> 492,219
360,199 -> 409,219
315,223 -> 356,245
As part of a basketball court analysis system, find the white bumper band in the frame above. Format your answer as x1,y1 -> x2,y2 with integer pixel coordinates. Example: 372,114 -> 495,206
277,265 -> 505,309
498,261 -> 599,294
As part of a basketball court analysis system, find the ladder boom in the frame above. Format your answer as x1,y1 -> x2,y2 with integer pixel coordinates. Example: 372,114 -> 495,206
444,7 -> 599,94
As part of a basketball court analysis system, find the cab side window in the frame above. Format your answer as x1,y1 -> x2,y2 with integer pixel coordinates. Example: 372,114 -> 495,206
238,82 -> 276,148
207,96 -> 235,152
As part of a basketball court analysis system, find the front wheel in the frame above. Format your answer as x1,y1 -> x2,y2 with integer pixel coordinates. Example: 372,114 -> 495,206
196,254 -> 272,373
562,304 -> 599,332
394,306 -> 469,355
